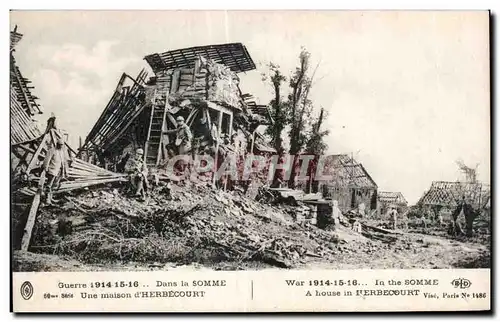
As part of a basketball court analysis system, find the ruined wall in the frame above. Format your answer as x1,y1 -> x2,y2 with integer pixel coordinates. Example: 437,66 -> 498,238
205,58 -> 241,108
323,185 -> 377,213
161,56 -> 242,109
377,201 -> 408,219
323,185 -> 351,211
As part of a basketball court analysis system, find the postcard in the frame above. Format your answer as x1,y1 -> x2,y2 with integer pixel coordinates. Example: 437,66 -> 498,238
10,10 -> 491,312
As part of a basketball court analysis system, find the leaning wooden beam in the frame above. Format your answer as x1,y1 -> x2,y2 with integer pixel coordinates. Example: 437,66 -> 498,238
91,94 -> 138,150
17,188 -> 36,197
25,133 -> 50,174
99,88 -> 145,148
20,169 -> 46,251
68,162 -> 98,171
101,101 -> 149,151
91,95 -> 133,147
83,74 -> 127,145
87,72 -> 146,150
186,108 -> 199,126
156,94 -> 172,164
143,98 -> 156,163
29,173 -> 124,184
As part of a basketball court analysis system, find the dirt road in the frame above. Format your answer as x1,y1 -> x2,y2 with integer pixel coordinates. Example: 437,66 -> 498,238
13,228 -> 490,272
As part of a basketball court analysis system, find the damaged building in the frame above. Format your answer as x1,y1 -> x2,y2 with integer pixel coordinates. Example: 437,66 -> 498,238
377,191 -> 408,216
418,181 -> 490,217
320,154 -> 378,213
79,43 -> 274,171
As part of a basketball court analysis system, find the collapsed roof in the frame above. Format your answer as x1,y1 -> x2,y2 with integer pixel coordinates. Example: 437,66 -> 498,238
378,191 -> 408,205
325,154 -> 378,189
10,26 -> 42,145
81,70 -> 149,154
144,43 -> 256,74
419,181 -> 490,209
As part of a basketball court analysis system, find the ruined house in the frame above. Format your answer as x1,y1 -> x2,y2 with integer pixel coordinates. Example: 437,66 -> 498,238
377,191 -> 408,216
10,27 -> 128,251
321,154 -> 378,212
80,43 -> 274,170
418,181 -> 490,217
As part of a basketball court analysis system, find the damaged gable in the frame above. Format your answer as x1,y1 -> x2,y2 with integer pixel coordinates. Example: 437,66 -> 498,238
320,154 -> 378,211
327,154 -> 378,189
155,55 -> 244,110
378,191 -> 408,206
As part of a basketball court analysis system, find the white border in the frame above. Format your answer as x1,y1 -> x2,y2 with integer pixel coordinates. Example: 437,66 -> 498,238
1,1 -> 498,321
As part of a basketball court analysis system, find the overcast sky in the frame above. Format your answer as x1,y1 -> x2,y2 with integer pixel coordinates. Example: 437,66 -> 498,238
10,11 -> 490,204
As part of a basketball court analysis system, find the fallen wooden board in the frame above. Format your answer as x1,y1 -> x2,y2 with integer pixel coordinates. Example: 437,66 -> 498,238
71,159 -> 117,175
18,177 -> 127,196
360,222 -> 403,235
57,177 -> 127,191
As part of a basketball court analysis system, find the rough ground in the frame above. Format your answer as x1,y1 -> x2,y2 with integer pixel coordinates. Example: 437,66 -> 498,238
12,182 -> 491,272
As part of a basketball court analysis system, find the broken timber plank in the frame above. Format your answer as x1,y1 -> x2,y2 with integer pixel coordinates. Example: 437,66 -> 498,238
16,143 -> 36,154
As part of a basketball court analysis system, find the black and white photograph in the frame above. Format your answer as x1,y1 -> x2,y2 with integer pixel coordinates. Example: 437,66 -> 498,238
9,10 -> 491,312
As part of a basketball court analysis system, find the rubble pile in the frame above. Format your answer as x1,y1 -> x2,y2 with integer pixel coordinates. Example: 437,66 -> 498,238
25,184 -> 345,269
13,181 -> 490,271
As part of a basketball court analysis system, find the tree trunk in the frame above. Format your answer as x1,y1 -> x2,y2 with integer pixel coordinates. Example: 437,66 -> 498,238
272,79 -> 282,152
288,156 -> 298,189
464,204 -> 476,237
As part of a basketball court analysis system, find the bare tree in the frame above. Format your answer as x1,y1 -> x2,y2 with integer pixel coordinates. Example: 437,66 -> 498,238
456,159 -> 479,183
262,48 -> 328,190
288,49 -> 321,188
262,63 -> 287,153
305,107 -> 329,193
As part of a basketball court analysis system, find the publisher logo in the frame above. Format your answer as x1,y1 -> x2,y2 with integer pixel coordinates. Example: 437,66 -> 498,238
451,278 -> 471,289
20,281 -> 33,300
